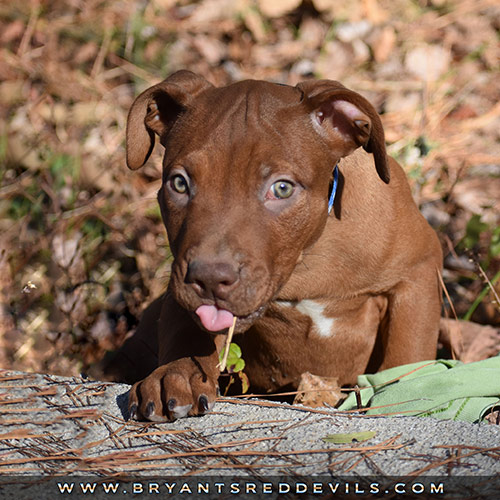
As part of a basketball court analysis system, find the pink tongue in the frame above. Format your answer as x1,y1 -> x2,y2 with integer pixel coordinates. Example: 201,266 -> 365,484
195,305 -> 235,332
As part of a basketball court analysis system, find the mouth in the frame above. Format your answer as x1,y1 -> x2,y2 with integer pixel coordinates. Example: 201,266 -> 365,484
194,304 -> 266,333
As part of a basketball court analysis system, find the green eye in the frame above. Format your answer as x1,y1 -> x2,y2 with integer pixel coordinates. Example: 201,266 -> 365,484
171,174 -> 188,194
270,180 -> 294,199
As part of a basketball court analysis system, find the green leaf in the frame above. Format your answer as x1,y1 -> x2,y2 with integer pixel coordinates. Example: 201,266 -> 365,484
490,227 -> 500,257
228,343 -> 241,358
322,431 -> 376,444
230,358 -> 245,373
219,342 -> 245,372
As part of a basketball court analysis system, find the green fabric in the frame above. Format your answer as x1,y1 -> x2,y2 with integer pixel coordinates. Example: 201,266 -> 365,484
338,355 -> 500,423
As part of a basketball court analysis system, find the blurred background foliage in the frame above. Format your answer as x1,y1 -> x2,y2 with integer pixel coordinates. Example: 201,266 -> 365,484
0,0 -> 499,379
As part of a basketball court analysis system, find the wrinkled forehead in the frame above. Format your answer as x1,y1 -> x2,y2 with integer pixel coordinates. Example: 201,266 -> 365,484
202,80 -> 304,121
163,81 -> 307,162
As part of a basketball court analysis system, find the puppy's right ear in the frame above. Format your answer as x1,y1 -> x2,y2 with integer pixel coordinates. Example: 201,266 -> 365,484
126,71 -> 213,170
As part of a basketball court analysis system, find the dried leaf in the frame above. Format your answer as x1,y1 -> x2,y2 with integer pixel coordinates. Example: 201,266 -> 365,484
336,21 -> 372,43
371,26 -> 396,63
405,44 -> 451,82
241,7 -> 267,43
438,318 -> 464,361
298,17 -> 327,50
315,41 -> 353,79
1,20 -> 25,44
188,0 -> 247,26
363,0 -> 388,24
312,0 -> 363,21
192,35 -> 227,65
485,410 -> 499,425
0,81 -> 25,105
51,233 -> 83,270
238,371 -> 250,393
440,318 -> 500,363
294,372 -> 344,408
453,178 -> 500,221
258,0 -> 301,18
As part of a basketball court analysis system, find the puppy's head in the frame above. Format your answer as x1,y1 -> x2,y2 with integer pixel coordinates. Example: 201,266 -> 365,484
126,71 -> 388,333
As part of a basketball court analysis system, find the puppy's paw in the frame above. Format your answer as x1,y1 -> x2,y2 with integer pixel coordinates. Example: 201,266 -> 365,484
128,357 -> 218,422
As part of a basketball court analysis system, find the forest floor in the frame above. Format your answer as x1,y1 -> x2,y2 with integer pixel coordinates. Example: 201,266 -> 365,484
0,0 -> 499,380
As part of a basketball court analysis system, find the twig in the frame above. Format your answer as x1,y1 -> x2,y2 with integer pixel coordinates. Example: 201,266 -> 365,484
354,385 -> 362,410
408,446 -> 500,476
344,434 -> 402,473
218,316 -> 237,372
438,269 -> 459,322
17,0 -> 40,57
437,269 -> 463,360
476,267 -> 500,310
91,27 -> 113,79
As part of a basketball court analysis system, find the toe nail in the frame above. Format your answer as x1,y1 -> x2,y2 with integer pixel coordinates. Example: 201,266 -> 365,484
167,398 -> 177,412
129,403 -> 137,420
145,401 -> 155,419
199,395 -> 209,413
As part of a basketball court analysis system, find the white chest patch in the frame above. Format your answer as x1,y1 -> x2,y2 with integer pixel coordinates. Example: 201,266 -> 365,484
278,299 -> 335,338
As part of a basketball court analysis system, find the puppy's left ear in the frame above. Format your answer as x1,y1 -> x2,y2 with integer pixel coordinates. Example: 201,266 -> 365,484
126,70 -> 213,170
297,80 -> 389,183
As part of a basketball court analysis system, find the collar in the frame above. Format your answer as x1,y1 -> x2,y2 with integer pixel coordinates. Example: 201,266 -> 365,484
328,163 -> 339,215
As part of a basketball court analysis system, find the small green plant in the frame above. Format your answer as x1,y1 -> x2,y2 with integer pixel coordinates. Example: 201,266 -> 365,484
462,269 -> 500,322
7,186 -> 45,230
218,342 -> 249,395
460,214 -> 500,321
48,153 -> 79,191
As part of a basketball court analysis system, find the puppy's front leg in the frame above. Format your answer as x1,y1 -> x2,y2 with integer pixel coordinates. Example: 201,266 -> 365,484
379,260 -> 442,369
128,292 -> 223,422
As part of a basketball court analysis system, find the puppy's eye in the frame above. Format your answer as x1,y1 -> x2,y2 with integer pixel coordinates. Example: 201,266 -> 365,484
170,174 -> 188,194
269,180 -> 294,199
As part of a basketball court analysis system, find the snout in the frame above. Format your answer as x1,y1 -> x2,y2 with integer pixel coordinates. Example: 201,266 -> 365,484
185,257 -> 240,332
170,248 -> 273,333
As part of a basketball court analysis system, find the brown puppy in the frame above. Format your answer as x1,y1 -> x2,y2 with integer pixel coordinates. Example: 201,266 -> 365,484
125,71 -> 442,422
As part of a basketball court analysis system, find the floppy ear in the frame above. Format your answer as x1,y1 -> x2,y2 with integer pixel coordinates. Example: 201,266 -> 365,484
297,80 -> 390,183
126,70 -> 213,170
